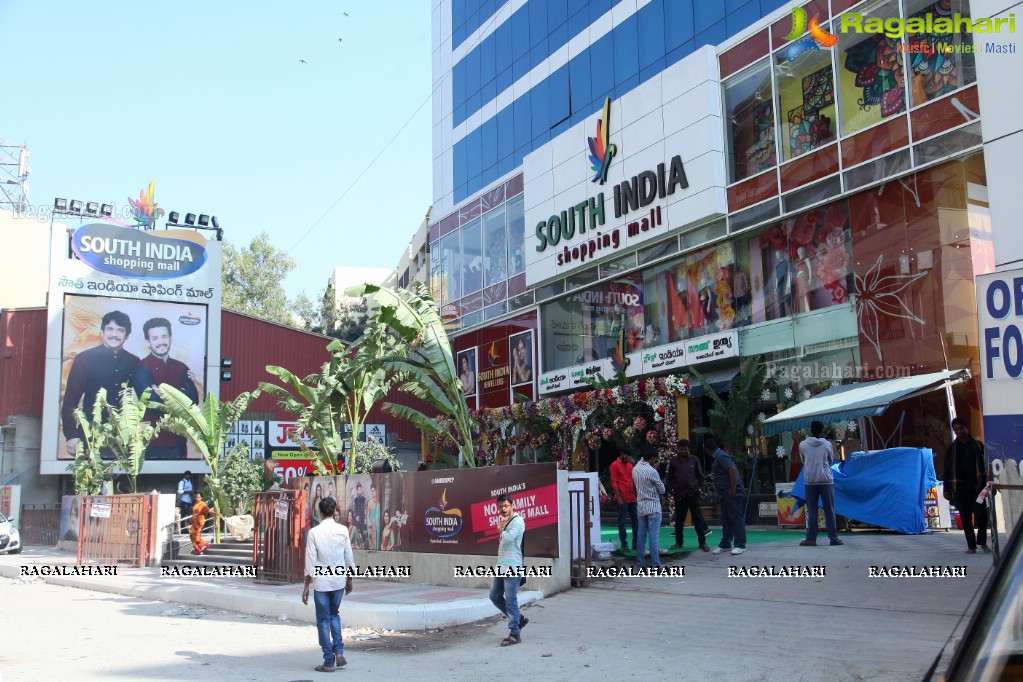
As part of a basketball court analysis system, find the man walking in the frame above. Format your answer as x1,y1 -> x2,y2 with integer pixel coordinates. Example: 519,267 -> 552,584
176,471 -> 193,533
134,317 -> 200,459
798,421 -> 843,547
489,494 -> 528,646
665,438 -> 711,552
632,445 -> 666,569
302,497 -> 355,672
705,436 -> 746,555
943,417 -> 990,554
610,447 -> 638,551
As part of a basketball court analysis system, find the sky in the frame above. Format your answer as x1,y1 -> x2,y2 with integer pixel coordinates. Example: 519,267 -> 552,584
1,0 -> 433,303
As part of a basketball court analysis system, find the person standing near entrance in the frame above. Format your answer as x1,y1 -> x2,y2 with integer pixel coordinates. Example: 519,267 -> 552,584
489,494 -> 528,647
303,497 -> 355,671
176,471 -> 193,533
943,417 -> 990,554
798,421 -> 843,547
632,446 -> 666,569
665,439 -> 711,552
610,447 -> 638,551
706,436 -> 747,555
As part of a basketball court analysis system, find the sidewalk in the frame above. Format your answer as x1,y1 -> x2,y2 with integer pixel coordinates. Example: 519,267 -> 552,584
0,547 -> 543,630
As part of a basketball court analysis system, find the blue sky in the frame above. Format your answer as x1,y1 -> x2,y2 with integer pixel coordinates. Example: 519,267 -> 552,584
2,0 -> 433,302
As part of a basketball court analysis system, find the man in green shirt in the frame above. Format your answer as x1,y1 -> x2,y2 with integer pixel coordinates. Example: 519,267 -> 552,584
489,494 -> 529,646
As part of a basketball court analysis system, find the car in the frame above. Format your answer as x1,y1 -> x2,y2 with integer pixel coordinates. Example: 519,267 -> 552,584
0,511 -> 21,554
926,515 -> 1023,681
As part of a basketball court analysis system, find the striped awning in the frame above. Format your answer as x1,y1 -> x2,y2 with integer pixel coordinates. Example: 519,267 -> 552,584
761,369 -> 971,435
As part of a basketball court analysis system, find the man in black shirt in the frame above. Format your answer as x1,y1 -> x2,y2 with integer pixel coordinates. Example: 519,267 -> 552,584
61,310 -> 140,458
943,417 -> 989,553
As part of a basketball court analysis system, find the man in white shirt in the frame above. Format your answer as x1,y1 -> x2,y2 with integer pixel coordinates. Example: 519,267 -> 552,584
302,497 -> 356,672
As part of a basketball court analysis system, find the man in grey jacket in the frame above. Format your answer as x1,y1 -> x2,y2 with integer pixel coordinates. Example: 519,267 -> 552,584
798,421 -> 843,546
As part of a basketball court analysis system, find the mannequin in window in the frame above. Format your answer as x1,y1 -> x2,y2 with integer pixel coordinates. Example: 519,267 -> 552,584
794,246 -> 814,314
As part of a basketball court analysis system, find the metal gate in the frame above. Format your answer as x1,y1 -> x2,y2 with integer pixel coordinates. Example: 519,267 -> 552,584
77,494 -> 155,567
19,504 -> 62,546
253,488 -> 307,584
567,476 -> 593,586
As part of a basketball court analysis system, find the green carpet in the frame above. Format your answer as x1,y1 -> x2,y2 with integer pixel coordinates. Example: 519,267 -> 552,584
600,524 -> 803,557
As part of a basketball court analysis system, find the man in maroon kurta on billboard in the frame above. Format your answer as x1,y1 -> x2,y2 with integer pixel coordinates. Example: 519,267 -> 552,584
134,317 -> 199,459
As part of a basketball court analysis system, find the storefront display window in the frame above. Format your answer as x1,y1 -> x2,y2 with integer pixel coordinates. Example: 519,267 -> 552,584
541,272 -> 645,372
461,217 -> 483,295
904,0 -> 976,107
725,60 -> 776,184
507,194 -> 525,277
483,205 -> 507,287
838,0 -> 906,136
776,49 -> 836,162
433,232 -> 461,305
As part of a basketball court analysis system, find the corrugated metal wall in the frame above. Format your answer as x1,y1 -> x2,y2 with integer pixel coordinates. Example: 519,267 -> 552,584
0,308 -> 48,421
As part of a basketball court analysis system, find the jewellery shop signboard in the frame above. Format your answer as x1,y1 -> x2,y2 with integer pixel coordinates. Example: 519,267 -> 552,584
538,330 -> 738,396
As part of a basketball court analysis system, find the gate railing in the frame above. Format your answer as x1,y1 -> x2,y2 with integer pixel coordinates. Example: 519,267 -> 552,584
77,493 -> 155,568
567,475 -> 593,587
253,489 -> 307,584
19,504 -> 62,546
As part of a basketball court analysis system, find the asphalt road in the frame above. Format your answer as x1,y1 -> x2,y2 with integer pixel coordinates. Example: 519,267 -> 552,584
0,530 -> 995,681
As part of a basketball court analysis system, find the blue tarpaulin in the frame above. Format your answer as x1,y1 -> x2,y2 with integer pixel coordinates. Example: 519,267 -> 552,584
791,447 -> 938,535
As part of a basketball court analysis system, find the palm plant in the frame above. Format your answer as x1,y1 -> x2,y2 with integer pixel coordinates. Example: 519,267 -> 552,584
67,389 -> 114,496
691,354 -> 767,461
102,384 -> 158,494
345,281 -> 477,467
153,384 -> 260,543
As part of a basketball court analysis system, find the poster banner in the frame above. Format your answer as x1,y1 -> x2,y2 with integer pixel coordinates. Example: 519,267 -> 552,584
0,485 -> 20,518
41,211 -> 223,474
290,463 -> 559,557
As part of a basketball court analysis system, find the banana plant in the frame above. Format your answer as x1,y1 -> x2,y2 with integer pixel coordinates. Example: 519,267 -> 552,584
102,384 -> 158,494
154,384 -> 260,543
691,354 -> 767,461
345,281 -> 477,467
67,389 -> 114,496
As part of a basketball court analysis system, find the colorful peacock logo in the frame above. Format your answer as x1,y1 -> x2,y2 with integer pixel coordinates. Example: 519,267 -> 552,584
128,180 -> 166,230
587,97 -> 617,185
487,340 -> 499,366
610,326 -> 630,375
783,7 -> 839,62
424,488 -> 463,538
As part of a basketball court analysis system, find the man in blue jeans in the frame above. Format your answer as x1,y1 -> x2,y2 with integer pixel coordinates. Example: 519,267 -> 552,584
705,436 -> 747,556
799,420 -> 844,547
632,445 -> 666,569
302,497 -> 355,672
489,494 -> 529,646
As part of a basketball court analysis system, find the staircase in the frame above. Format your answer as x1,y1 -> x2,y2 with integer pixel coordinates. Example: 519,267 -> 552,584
161,536 -> 256,570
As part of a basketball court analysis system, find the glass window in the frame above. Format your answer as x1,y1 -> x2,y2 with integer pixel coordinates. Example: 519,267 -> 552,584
541,272 -> 646,372
724,60 -> 776,183
483,206 -> 507,287
837,0 -> 906,136
598,252 -> 637,279
429,240 -> 443,303
507,195 -> 525,276
436,232 -> 461,305
903,0 -> 977,107
461,218 -> 483,295
775,48 -> 836,163
642,242 -> 737,344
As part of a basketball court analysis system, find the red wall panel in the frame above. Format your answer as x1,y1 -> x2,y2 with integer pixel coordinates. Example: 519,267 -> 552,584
0,308 -> 48,421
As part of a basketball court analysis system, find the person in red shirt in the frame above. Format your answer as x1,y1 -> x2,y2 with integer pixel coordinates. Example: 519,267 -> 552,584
609,447 -> 638,551
133,317 -> 199,459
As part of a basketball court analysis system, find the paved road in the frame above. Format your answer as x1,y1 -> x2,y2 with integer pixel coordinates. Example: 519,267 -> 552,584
1,530 -> 994,681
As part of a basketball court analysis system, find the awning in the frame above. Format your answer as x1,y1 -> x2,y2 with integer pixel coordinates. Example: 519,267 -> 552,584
761,369 -> 971,435
687,367 -> 740,398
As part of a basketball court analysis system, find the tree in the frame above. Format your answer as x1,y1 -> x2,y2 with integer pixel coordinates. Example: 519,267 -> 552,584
349,439 -> 403,474
67,391 -> 114,496
222,232 -> 297,325
102,384 -> 159,494
219,443 -> 264,516
319,283 -> 339,333
291,291 -> 318,332
691,355 -> 767,461
315,283 -> 370,343
154,385 -> 261,543
346,281 -> 478,467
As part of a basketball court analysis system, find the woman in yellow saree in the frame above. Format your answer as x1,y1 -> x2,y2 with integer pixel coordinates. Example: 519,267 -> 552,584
190,492 -> 219,554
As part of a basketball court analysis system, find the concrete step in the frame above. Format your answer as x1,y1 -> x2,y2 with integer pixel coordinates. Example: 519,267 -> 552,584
162,557 -> 255,570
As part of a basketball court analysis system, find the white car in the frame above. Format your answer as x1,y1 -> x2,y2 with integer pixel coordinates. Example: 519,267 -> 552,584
0,511 -> 21,554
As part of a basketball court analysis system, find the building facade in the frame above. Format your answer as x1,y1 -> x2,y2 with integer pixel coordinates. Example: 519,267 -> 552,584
430,0 -> 1005,496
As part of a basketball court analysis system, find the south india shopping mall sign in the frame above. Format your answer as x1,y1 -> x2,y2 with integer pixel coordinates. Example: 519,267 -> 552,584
72,222 -> 208,280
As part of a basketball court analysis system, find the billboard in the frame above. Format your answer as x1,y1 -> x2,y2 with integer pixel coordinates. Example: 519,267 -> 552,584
41,217 -> 222,475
